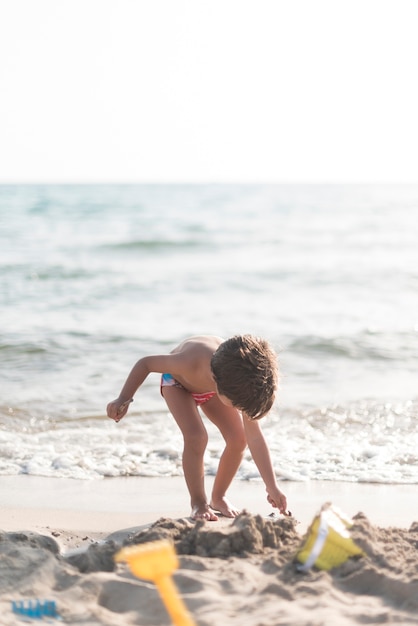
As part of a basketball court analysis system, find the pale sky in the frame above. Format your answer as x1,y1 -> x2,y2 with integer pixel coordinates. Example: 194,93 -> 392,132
1,0 -> 417,183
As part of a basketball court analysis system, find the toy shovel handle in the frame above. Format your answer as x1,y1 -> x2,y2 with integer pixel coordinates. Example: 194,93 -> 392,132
156,576 -> 196,626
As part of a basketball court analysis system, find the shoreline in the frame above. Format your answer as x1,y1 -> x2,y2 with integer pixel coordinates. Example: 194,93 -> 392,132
1,475 -> 416,548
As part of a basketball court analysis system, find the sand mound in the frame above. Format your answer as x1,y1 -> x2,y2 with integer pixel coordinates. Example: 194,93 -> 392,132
126,511 -> 300,558
1,511 -> 418,625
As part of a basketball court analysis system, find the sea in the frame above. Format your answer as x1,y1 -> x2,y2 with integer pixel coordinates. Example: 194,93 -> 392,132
1,184 -> 417,484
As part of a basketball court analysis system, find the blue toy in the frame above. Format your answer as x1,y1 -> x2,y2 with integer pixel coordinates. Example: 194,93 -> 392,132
11,599 -> 59,620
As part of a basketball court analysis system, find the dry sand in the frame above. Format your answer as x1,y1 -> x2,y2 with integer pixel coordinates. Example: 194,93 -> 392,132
0,476 -> 417,625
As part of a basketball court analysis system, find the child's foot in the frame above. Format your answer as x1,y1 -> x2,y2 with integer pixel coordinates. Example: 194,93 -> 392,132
190,503 -> 219,521
210,496 -> 240,518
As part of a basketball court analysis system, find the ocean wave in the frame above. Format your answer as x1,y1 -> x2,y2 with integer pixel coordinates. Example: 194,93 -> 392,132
101,238 -> 205,252
1,265 -> 97,282
286,331 -> 417,361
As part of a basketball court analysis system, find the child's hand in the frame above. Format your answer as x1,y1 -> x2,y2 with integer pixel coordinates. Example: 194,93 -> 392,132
266,486 -> 288,515
107,398 -> 133,422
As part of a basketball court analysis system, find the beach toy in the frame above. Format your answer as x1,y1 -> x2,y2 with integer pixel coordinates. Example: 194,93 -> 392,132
11,599 -> 59,620
296,502 -> 364,571
115,540 -> 196,626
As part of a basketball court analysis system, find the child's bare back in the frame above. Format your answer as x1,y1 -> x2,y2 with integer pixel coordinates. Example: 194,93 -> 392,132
163,335 -> 224,392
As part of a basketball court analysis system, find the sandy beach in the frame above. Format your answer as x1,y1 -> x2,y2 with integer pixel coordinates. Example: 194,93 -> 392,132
1,476 -> 417,625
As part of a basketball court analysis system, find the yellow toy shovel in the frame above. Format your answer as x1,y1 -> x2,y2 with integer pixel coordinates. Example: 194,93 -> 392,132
115,540 -> 196,626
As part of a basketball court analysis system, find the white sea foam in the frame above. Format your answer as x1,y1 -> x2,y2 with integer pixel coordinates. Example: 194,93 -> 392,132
0,400 -> 416,483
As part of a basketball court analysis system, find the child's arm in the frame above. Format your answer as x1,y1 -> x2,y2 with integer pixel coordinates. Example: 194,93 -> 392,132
243,416 -> 288,514
107,354 -> 180,422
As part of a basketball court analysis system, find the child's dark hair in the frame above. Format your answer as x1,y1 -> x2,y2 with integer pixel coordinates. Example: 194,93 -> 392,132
210,335 -> 278,420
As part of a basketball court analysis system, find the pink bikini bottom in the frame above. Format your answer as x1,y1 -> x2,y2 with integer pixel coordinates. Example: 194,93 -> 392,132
160,373 -> 216,406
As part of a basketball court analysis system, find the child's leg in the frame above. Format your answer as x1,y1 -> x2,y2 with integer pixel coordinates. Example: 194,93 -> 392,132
201,399 -> 247,517
162,385 -> 218,521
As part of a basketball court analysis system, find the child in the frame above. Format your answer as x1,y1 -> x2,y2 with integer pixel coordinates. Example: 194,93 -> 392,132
107,334 -> 287,521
